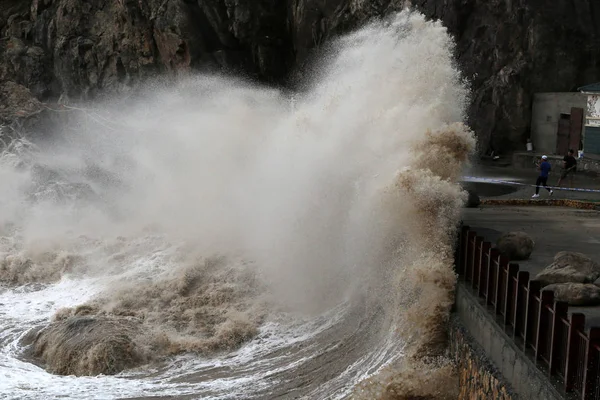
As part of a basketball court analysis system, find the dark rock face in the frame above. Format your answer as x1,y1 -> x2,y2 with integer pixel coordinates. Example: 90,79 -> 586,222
0,81 -> 42,121
411,0 -> 600,155
2,0 -> 600,153
0,0 -> 292,102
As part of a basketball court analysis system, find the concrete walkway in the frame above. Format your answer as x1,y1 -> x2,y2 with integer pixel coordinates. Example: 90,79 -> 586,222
460,162 -> 600,327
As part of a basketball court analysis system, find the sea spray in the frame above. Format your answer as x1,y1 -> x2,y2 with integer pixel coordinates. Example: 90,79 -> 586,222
0,9 -> 474,399
351,122 -> 474,399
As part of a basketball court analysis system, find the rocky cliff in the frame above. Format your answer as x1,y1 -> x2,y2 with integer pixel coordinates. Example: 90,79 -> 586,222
1,0 -> 599,153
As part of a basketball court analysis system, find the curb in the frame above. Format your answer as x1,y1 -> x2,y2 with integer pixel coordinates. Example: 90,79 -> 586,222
480,198 -> 600,210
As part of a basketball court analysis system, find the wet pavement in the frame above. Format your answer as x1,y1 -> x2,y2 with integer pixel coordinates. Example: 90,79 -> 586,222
460,162 -> 600,327
462,162 -> 600,202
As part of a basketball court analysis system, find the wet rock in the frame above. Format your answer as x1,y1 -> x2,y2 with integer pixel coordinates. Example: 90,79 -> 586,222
0,0 -> 290,108
536,251 -> 600,287
27,315 -> 143,376
0,81 -> 42,123
496,232 -> 534,261
544,283 -> 600,306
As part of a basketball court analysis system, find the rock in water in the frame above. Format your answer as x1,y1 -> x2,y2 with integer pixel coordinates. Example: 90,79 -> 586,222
26,316 -> 143,376
496,232 -> 534,260
544,283 -> 600,306
535,252 -> 600,287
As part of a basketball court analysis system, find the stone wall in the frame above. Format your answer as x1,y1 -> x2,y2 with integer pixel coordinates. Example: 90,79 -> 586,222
449,317 -> 515,400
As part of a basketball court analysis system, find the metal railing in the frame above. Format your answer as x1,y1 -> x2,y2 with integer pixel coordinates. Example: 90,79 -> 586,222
456,225 -> 600,399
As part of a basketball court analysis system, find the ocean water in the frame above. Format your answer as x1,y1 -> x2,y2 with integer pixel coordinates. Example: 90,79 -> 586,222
0,10 -> 475,400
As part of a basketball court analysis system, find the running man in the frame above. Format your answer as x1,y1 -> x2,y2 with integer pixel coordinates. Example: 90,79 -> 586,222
556,149 -> 577,188
532,155 -> 553,198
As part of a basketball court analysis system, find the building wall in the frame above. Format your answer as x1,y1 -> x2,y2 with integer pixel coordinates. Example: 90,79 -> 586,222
531,92 -> 587,154
584,94 -> 600,155
584,126 -> 600,155
586,94 -> 600,122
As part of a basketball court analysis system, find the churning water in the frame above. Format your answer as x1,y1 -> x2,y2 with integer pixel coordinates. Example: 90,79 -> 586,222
0,10 -> 475,400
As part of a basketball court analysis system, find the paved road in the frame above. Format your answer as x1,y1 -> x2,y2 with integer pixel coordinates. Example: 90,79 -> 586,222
462,206 -> 600,275
462,162 -> 600,202
460,162 -> 600,326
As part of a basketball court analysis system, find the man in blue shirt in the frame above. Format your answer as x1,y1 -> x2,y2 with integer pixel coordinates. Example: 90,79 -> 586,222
532,155 -> 553,198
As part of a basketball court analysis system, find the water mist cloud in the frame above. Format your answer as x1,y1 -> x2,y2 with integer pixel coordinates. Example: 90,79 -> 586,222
0,11 -> 475,396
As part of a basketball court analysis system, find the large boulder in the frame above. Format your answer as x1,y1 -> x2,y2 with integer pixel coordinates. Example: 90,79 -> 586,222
543,283 -> 600,306
24,315 -> 143,376
496,232 -> 534,261
535,252 -> 600,287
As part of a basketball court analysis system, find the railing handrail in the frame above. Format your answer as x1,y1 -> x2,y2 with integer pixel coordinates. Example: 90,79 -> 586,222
457,224 -> 599,400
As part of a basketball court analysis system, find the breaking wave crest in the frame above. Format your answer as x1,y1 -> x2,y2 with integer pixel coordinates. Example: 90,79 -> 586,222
0,10 -> 475,400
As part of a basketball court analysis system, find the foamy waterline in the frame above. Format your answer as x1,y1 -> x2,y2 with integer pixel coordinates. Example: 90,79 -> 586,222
0,278 -> 385,400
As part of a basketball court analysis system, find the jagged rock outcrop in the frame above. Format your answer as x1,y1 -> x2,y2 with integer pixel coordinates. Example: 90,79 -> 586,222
1,0 -> 600,153
0,0 -> 291,103
0,81 -> 42,121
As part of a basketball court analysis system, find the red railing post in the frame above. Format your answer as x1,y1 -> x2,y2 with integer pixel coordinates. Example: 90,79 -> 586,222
504,263 -> 519,326
472,236 -> 484,290
582,327 -> 600,398
478,242 -> 491,298
535,290 -> 554,362
494,255 -> 508,315
486,248 -> 500,306
458,225 -> 470,277
524,280 -> 542,350
465,231 -> 477,283
454,227 -> 600,397
513,271 -> 530,338
495,255 -> 509,316
565,313 -> 585,392
549,301 -> 569,375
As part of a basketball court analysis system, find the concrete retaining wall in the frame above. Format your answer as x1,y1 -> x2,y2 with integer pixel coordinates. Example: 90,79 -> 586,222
449,317 -> 514,400
453,282 -> 568,400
